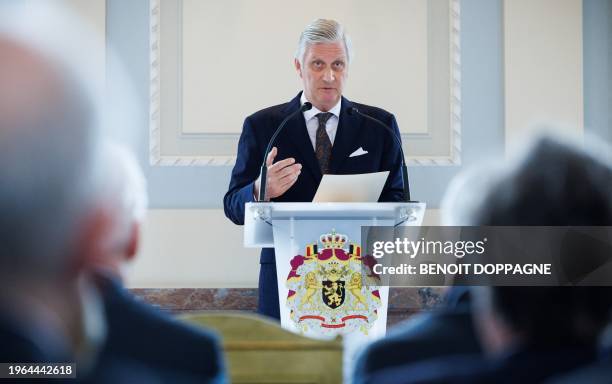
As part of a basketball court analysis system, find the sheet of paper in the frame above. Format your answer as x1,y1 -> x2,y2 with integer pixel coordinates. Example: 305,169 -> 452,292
312,171 -> 390,202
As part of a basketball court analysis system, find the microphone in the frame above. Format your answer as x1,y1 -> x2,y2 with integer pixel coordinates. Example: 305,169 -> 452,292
258,102 -> 312,201
347,106 -> 411,202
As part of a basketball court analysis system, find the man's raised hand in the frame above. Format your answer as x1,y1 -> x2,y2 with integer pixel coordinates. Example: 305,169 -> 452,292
254,147 -> 302,201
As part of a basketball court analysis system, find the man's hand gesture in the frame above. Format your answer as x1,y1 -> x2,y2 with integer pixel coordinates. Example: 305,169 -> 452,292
254,147 -> 302,201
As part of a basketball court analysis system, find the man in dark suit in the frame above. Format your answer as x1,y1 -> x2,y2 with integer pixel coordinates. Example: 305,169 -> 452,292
224,18 -> 406,320
90,142 -> 226,383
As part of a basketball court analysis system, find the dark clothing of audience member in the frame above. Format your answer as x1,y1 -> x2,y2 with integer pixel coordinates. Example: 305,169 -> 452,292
0,313 -> 159,383
542,337 -> 612,383
0,314 -> 72,365
363,287 -> 610,384
90,273 -> 226,383
353,287 -> 480,382
548,350 -> 612,384
363,346 -> 597,384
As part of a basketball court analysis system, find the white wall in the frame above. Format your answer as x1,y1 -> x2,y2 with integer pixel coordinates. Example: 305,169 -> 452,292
126,209 -> 259,288
180,0 -> 429,136
62,0 -> 105,35
504,0 -> 583,141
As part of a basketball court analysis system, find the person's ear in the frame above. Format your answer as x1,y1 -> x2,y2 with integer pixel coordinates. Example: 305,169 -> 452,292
294,58 -> 303,78
125,222 -> 140,261
69,205 -> 114,275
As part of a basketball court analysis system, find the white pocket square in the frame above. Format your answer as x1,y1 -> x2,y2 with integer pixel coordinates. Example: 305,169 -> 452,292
349,147 -> 368,157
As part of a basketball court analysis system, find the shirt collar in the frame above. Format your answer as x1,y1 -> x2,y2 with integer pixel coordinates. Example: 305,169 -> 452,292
300,92 -> 342,122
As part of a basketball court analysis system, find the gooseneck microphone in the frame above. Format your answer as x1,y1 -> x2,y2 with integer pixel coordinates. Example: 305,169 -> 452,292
258,102 -> 312,202
347,106 -> 411,202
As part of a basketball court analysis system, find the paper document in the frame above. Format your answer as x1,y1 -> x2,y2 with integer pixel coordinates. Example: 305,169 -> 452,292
312,171 -> 390,202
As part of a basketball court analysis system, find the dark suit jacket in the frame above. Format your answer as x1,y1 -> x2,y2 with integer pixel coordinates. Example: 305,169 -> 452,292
363,346 -> 597,384
223,92 -> 405,318
93,274 -> 226,383
548,350 -> 612,384
353,287 -> 480,383
0,311 -> 72,367
0,304 -> 162,384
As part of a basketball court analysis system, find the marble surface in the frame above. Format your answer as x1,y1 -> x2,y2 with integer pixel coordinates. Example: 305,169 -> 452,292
130,287 -> 445,327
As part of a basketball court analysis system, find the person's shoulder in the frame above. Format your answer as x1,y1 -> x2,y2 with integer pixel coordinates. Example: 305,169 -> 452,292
97,273 -> 220,348
547,359 -> 612,384
362,354 -> 486,384
354,310 -> 480,378
121,292 -> 217,344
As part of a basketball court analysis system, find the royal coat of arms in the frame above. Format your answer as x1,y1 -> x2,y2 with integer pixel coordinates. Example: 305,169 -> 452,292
286,231 -> 381,336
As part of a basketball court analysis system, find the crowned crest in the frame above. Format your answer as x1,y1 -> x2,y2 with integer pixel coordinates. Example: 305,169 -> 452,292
320,233 -> 347,249
286,230 -> 381,337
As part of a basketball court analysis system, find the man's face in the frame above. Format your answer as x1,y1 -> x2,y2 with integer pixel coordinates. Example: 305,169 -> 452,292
295,41 -> 348,112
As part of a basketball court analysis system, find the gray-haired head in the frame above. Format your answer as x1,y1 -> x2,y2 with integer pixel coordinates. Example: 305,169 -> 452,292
295,18 -> 353,65
96,140 -> 148,253
0,3 -> 106,281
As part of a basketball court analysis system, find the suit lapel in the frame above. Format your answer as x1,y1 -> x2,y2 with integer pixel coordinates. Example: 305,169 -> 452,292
282,93 -> 322,180
329,97 -> 362,173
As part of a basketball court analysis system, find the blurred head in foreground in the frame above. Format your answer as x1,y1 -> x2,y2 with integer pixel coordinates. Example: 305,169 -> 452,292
443,130 -> 612,354
0,2 -> 132,364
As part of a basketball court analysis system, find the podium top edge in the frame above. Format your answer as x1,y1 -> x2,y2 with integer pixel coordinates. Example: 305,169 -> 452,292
246,202 -> 424,207
245,202 -> 426,215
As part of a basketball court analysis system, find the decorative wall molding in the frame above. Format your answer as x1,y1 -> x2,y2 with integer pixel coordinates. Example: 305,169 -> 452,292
150,0 -> 461,166
449,0 -> 462,166
149,0 -> 162,165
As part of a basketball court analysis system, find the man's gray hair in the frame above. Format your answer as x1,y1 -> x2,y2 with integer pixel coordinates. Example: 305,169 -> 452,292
295,18 -> 353,65
97,140 -> 148,249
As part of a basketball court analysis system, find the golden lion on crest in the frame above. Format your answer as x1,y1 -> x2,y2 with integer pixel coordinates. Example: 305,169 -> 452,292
286,231 -> 381,336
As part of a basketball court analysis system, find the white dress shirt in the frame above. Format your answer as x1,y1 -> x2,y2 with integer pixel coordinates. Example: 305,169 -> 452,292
300,92 -> 341,150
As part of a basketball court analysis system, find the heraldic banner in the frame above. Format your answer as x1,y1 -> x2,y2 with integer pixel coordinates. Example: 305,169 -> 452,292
273,219 -> 390,341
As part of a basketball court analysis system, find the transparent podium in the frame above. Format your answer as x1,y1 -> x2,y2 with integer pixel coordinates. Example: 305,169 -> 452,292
244,202 -> 426,340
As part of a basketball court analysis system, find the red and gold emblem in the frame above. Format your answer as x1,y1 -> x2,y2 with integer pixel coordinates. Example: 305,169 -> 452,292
286,230 -> 381,336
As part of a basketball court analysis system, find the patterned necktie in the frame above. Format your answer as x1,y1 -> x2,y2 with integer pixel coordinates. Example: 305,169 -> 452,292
315,112 -> 333,174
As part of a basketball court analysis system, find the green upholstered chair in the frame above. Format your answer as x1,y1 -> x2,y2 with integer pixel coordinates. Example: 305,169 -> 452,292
180,312 -> 343,384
